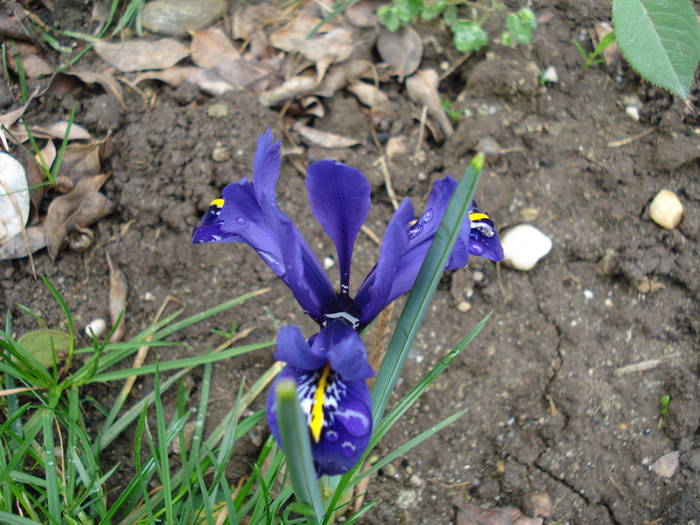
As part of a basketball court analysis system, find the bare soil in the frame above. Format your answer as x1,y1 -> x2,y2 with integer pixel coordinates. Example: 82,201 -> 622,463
1,0 -> 698,523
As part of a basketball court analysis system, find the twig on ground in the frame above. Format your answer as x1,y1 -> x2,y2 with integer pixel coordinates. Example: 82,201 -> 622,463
614,354 -> 680,377
607,128 -> 655,148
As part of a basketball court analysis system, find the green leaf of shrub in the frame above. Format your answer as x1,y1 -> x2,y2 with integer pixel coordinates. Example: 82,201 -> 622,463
395,0 -> 423,23
452,20 -> 488,53
378,5 -> 401,32
506,8 -> 537,44
612,0 -> 700,99
17,329 -> 71,368
421,0 -> 446,20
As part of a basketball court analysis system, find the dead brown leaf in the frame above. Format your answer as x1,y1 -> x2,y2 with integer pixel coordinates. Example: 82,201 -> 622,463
213,58 -> 272,89
107,252 -> 128,343
232,4 -> 279,40
0,100 -> 31,130
292,121 -> 360,149
456,505 -> 543,525
259,75 -> 316,106
348,81 -> 390,114
134,66 -> 200,87
64,68 -> 126,109
94,38 -> 190,73
406,69 -> 453,138
186,68 -> 234,96
270,9 -> 354,64
592,22 -> 620,67
346,1 -> 379,28
45,174 -> 115,259
59,137 -> 110,182
190,27 -> 239,68
316,60 -> 373,97
42,121 -> 92,140
9,43 -> 54,78
377,25 -> 422,79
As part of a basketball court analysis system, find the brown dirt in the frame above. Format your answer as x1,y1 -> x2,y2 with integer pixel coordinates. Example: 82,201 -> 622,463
2,0 -> 699,523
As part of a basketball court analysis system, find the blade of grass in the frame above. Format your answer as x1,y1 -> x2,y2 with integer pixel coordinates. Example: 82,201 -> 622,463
41,408 -> 60,523
359,410 -> 467,480
152,362 -> 174,524
371,153 -> 485,422
275,379 -> 324,523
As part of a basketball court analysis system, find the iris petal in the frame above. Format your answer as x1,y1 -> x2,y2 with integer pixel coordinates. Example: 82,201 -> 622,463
307,160 -> 371,292
313,320 -> 374,381
274,325 -> 326,371
354,199 -> 414,326
266,364 -> 372,477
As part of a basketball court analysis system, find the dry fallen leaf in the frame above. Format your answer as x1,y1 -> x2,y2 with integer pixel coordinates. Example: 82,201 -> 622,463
107,252 -> 128,343
0,225 -> 46,259
456,504 -> 543,525
45,174 -> 115,259
270,9 -> 354,64
292,121 -> 361,149
9,43 -> 54,78
232,4 -> 279,40
377,25 -> 423,79
592,22 -> 620,67
259,75 -> 317,106
348,81 -> 391,114
190,27 -> 240,69
134,65 -> 201,87
64,68 -> 126,109
406,69 -> 453,138
213,58 -> 272,89
59,137 -> 110,181
94,38 -> 190,73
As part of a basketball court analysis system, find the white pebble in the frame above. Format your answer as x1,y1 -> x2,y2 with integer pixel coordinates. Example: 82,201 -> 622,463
625,105 -> 640,121
323,256 -> 335,270
457,301 -> 471,312
583,289 -> 594,300
143,291 -> 156,301
501,224 -> 553,271
541,66 -> 558,83
650,189 -> 683,230
0,153 -> 30,243
85,318 -> 107,338
652,451 -> 679,478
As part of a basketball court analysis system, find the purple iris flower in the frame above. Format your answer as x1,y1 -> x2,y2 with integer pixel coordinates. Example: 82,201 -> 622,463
192,130 -> 503,476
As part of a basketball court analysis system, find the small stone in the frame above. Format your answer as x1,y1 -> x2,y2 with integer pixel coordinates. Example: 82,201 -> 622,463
541,66 -> 558,83
625,105 -> 640,121
207,103 -> 229,118
604,298 -> 614,307
652,451 -> 679,478
212,142 -> 231,162
520,207 -> 539,222
144,291 -> 156,301
501,224 -> 552,271
472,270 -> 484,282
476,136 -> 500,160
142,0 -> 227,37
0,153 -> 30,243
688,449 -> 700,472
396,488 -> 418,509
323,256 -> 335,270
386,136 -> 409,161
85,318 -> 107,338
457,301 -> 471,313
583,289 -> 594,300
649,189 -> 683,230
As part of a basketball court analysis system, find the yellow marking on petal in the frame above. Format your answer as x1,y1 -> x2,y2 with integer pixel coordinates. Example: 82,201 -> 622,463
469,212 -> 490,222
210,198 -> 224,208
309,363 -> 331,443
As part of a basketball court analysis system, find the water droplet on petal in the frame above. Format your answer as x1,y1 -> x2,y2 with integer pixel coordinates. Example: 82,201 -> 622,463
341,441 -> 357,457
259,251 -> 284,275
408,224 -> 423,239
236,216 -> 246,225
325,430 -> 339,442
422,208 -> 434,223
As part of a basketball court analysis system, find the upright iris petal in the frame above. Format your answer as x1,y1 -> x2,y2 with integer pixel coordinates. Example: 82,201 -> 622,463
267,322 -> 373,476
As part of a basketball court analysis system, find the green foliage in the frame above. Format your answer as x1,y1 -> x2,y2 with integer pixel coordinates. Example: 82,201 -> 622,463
612,0 -> 700,99
378,1 -> 536,54
573,30 -> 616,68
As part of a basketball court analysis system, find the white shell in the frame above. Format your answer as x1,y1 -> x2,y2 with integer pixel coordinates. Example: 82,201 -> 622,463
649,189 -> 683,230
85,318 -> 107,338
501,224 -> 553,271
0,153 -> 30,243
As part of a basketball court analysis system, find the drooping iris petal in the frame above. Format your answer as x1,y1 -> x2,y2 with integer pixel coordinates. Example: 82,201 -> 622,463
312,320 -> 374,381
466,202 -> 504,262
267,324 -> 373,476
274,325 -> 326,371
307,160 -> 371,292
354,199 -> 414,327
